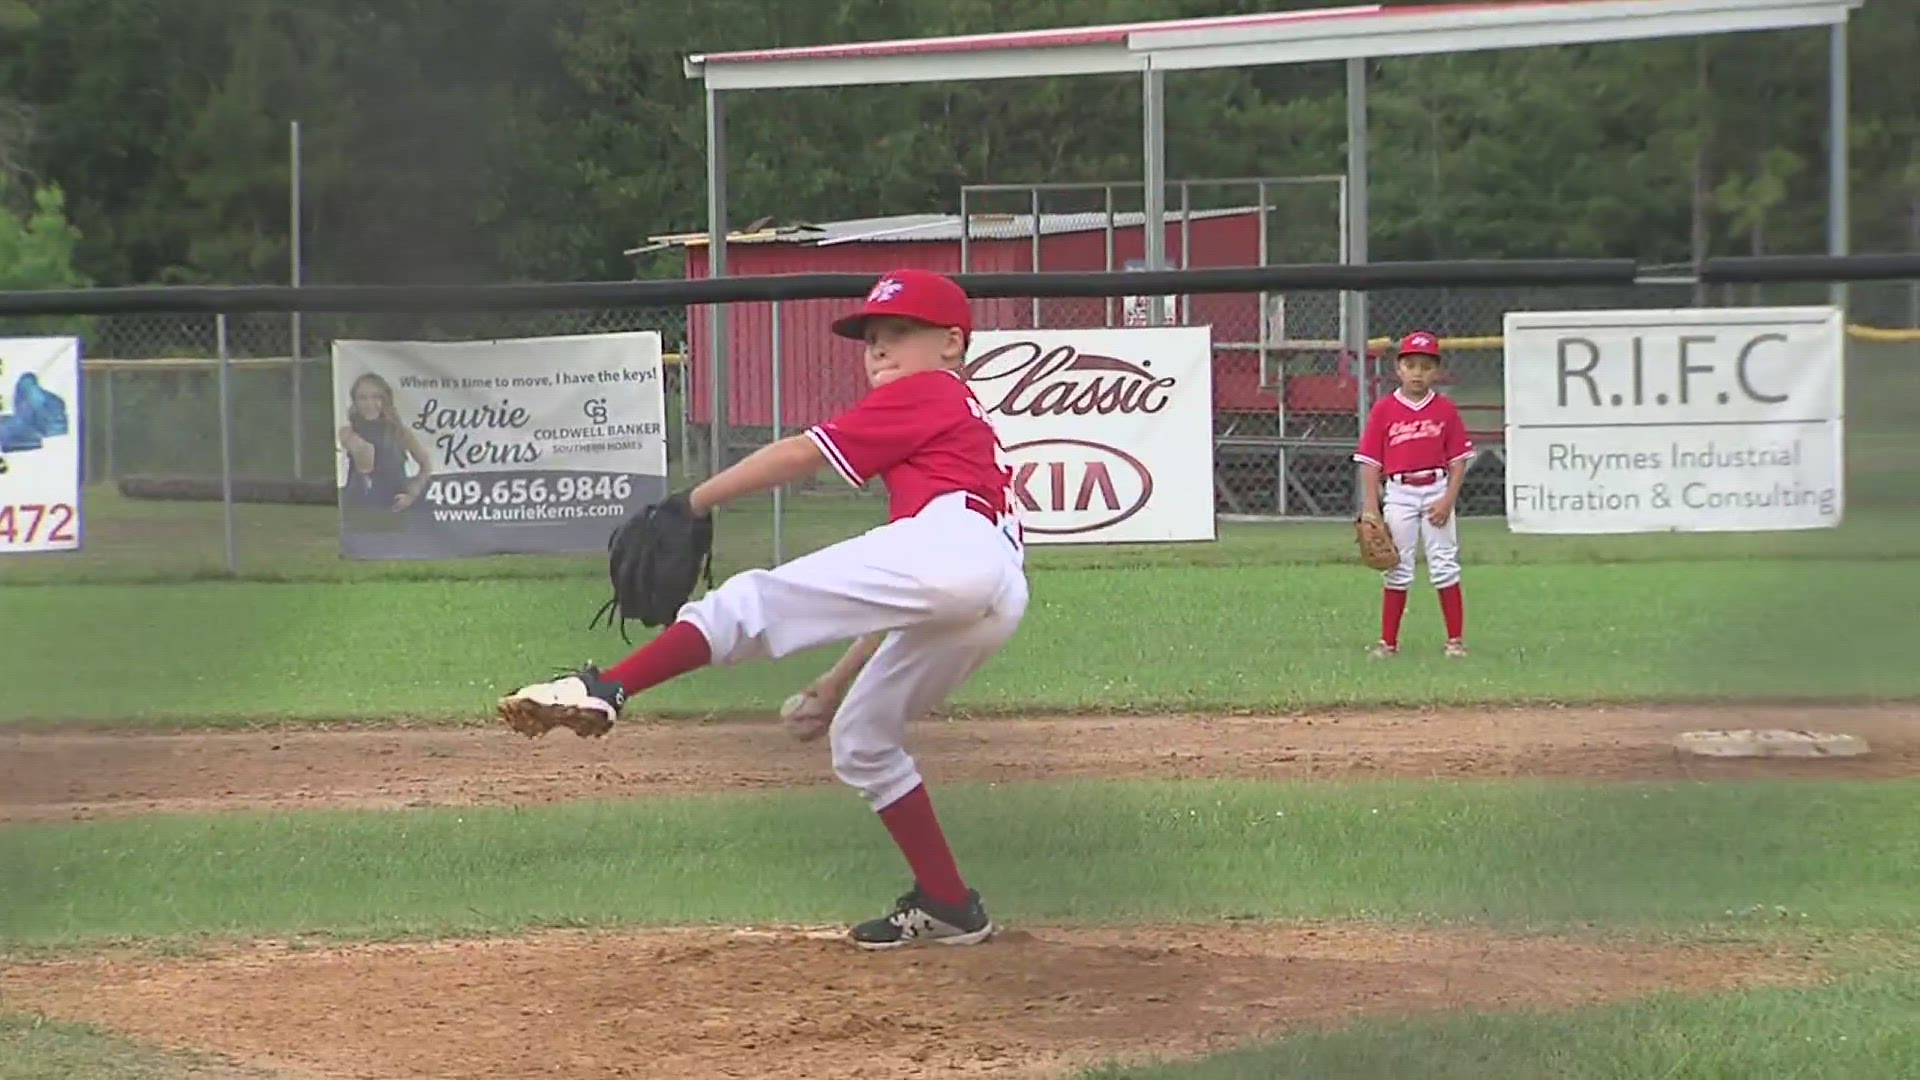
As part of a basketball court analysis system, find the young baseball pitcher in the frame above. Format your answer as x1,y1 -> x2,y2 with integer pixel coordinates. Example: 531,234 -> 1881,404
497,269 -> 1027,950
1353,330 -> 1474,658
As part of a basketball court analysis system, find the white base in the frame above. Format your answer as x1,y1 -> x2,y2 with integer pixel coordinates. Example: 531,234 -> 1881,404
1674,728 -> 1870,759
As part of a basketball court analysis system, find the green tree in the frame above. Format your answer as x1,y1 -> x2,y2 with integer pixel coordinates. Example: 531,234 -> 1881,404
1,0 -> 1912,286
0,173 -> 91,339
0,174 -> 87,289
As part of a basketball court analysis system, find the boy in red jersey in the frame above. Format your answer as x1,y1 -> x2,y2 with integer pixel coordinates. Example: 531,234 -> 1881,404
498,269 -> 1027,950
1352,330 -> 1475,658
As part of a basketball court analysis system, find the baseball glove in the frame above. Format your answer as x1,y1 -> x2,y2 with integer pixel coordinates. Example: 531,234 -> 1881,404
589,490 -> 715,642
1354,513 -> 1398,571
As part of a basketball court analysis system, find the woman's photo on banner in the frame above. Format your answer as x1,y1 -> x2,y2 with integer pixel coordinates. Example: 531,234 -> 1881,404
336,370 -> 433,519
336,370 -> 435,537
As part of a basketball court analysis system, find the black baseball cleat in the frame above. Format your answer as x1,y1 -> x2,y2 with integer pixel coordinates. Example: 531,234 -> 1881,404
850,884 -> 995,950
496,664 -> 627,737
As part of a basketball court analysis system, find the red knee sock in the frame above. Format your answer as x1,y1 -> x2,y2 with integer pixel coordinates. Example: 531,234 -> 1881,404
602,620 -> 712,695
878,783 -> 969,907
1438,583 -> 1465,640
1381,588 -> 1409,648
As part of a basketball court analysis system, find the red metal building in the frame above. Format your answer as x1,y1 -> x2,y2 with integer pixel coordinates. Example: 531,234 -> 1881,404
645,209 -> 1270,431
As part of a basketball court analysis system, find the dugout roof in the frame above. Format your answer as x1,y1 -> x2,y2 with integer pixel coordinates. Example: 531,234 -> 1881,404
677,0 -> 1867,463
683,0 -> 1861,88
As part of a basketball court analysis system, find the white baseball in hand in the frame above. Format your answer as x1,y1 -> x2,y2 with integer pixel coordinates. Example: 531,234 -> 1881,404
781,689 -> 831,742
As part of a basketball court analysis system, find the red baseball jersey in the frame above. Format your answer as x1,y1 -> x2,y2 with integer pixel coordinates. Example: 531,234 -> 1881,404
807,369 -> 1018,528
1353,390 -> 1475,476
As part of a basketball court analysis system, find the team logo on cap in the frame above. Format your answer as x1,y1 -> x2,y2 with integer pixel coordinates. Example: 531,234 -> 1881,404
868,277 -> 905,303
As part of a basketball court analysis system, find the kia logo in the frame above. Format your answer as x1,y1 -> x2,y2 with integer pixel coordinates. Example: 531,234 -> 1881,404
1004,438 -> 1153,535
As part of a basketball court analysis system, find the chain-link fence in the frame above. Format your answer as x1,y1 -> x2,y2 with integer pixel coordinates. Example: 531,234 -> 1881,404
2,274 -> 1914,583
38,307 -> 692,489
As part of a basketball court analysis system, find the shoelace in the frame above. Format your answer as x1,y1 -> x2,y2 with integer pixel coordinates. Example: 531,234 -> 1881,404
547,664 -> 618,702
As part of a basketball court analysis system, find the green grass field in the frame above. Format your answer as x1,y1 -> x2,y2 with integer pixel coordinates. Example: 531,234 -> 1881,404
0,1013 -> 269,1080
4,488 -> 1919,724
3,556 -> 1916,724
1085,965 -> 1920,1079
5,781 -> 1920,1078
8,483 -> 1920,587
8,780 -> 1920,947
5,477 -> 1919,1078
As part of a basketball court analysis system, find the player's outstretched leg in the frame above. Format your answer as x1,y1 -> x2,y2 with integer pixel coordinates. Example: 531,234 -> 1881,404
499,493 -> 1015,737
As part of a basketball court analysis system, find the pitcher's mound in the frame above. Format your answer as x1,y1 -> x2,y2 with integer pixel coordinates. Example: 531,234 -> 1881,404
2,924 -> 1812,1080
1676,728 -> 1870,759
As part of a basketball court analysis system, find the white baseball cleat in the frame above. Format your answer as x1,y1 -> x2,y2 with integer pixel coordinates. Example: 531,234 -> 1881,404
1444,638 -> 1470,658
497,664 -> 626,737
1367,641 -> 1399,659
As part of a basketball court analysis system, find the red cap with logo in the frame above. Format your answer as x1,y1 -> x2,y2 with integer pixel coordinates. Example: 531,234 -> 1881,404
830,268 -> 974,343
1398,330 -> 1442,359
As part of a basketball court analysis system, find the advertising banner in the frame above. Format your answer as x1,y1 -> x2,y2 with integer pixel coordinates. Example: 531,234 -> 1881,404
0,336 -> 81,554
1503,306 -> 1844,533
964,326 -> 1215,544
331,332 -> 667,559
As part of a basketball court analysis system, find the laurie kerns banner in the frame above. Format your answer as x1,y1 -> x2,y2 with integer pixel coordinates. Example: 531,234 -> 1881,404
330,332 -> 668,560
963,326 -> 1216,544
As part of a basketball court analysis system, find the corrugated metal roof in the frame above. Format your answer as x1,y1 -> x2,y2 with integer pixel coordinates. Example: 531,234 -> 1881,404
635,207 -> 1258,253
685,6 -> 1383,66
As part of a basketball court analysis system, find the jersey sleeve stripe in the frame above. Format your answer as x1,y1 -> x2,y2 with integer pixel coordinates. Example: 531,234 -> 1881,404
1448,448 -> 1476,463
806,427 -> 865,487
1352,453 -> 1383,467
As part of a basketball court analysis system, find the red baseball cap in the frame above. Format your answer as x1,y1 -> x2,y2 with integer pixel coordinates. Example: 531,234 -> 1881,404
1398,330 -> 1442,359
830,268 -> 973,342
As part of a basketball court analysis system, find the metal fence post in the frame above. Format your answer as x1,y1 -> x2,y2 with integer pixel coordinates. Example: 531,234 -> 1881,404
705,86 -> 729,483
770,299 -> 784,566
676,358 -> 691,484
216,314 -> 237,575
1827,22 -> 1849,315
1345,58 -> 1372,515
102,368 -> 115,482
1142,64 -> 1167,326
290,119 -> 305,479
959,187 -> 971,273
1103,185 -> 1116,327
1030,187 -> 1042,329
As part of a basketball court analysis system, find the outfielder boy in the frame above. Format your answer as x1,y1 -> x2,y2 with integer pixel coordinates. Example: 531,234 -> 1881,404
1353,330 -> 1474,658
498,269 -> 1027,950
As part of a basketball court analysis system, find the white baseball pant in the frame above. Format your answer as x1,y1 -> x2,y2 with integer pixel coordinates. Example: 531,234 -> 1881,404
1382,475 -> 1461,591
675,492 -> 1028,812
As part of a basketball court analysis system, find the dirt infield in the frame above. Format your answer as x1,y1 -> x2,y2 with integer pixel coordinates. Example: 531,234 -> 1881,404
3,702 -> 1904,1079
2,924 -> 1818,1080
4,702 -> 1915,824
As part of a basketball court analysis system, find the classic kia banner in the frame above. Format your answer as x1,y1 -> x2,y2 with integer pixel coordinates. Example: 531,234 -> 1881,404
964,326 -> 1215,544
331,332 -> 668,559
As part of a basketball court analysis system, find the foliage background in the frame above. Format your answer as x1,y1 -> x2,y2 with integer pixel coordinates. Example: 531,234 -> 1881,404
0,0 -> 1914,292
